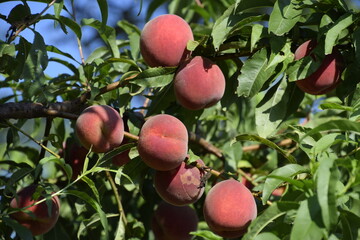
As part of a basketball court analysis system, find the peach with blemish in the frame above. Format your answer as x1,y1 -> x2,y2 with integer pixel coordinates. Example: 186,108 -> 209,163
154,159 -> 205,206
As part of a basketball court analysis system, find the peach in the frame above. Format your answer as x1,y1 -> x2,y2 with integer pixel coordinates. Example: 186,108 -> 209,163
137,114 -> 188,171
140,14 -> 194,67
152,201 -> 198,240
203,179 -> 257,238
65,143 -> 88,180
10,185 -> 60,236
154,159 -> 205,206
174,56 -> 226,110
294,40 -> 343,95
75,105 -> 124,153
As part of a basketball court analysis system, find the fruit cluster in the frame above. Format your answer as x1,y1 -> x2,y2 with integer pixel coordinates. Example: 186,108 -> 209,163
141,14 -> 226,110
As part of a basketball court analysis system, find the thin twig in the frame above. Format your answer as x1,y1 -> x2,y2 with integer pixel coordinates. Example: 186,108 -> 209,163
3,118 -> 60,158
105,170 -> 127,225
8,0 -> 57,42
38,117 -> 53,161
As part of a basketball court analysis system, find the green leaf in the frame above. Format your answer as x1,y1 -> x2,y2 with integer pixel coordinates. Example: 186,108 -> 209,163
145,0 -> 167,21
320,102 -> 354,112
82,18 -> 119,58
190,230 -> 223,240
237,48 -> 270,98
64,190 -> 109,240
251,24 -> 264,52
46,45 -> 79,63
316,155 -> 339,230
290,197 -> 326,240
325,13 -> 353,54
340,210 -> 360,240
243,201 -> 299,240
286,55 -> 321,82
97,0 -> 108,29
234,134 -> 297,164
99,142 -> 137,165
117,20 -> 141,60
130,67 -> 176,88
3,216 -> 33,240
81,175 -> 100,203
22,31 -> 48,80
268,0 -> 302,36
256,76 -> 304,138
254,232 -> 281,240
301,119 -> 360,141
235,0 -> 275,12
263,164 -> 308,204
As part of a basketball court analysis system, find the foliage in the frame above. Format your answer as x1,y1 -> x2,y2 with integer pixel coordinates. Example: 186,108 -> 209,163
0,0 -> 360,239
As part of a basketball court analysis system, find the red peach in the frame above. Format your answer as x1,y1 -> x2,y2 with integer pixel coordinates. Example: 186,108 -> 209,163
75,105 -> 124,153
152,201 -> 198,240
137,114 -> 188,171
294,40 -> 343,95
154,159 -> 205,206
10,185 -> 60,236
140,14 -> 194,67
174,56 -> 226,110
203,179 -> 257,238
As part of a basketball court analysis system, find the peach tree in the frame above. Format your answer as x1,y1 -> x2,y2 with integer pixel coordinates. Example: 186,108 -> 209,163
0,0 -> 360,239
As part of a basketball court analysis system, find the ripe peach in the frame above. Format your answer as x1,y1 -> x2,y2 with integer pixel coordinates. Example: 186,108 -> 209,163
140,14 -> 194,67
152,201 -> 198,240
137,114 -> 188,171
174,56 -> 225,110
75,105 -> 124,153
294,40 -> 343,95
203,179 -> 257,238
154,159 -> 205,206
10,185 -> 60,236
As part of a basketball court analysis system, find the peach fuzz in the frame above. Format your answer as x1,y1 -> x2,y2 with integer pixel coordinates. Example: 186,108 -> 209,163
174,56 -> 226,110
203,179 -> 257,238
152,201 -> 198,240
75,105 -> 124,153
140,14 -> 194,67
294,40 -> 343,95
137,114 -> 188,171
10,185 -> 60,236
154,159 -> 205,206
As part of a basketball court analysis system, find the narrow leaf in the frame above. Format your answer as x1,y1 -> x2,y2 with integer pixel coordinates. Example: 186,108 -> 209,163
269,0 -> 302,36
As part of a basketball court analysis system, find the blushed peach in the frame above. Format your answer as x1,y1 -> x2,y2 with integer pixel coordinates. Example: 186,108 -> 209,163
154,159 -> 205,206
294,40 -> 343,95
140,14 -> 194,67
152,201 -> 198,240
10,185 -> 60,236
137,114 -> 188,171
203,179 -> 257,238
174,56 -> 225,110
75,105 -> 124,153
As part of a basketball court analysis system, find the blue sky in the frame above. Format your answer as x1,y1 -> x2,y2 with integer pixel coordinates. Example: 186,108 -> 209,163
0,0 -> 166,79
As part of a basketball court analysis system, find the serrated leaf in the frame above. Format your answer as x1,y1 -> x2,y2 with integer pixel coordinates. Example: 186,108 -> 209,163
82,18 -> 119,58
97,0 -> 108,29
234,134 -> 297,164
290,197 -> 326,240
325,13 -> 353,54
117,20 -> 141,60
190,230 -> 223,240
256,76 -> 304,138
64,190 -> 109,240
81,175 -> 100,203
243,201 -> 299,240
263,164 -> 308,204
3,216 -> 33,240
237,48 -> 270,98
340,210 -> 360,240
300,119 -> 360,141
251,24 -> 264,52
316,155 -> 339,230
130,67 -> 176,88
269,0 -> 302,36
